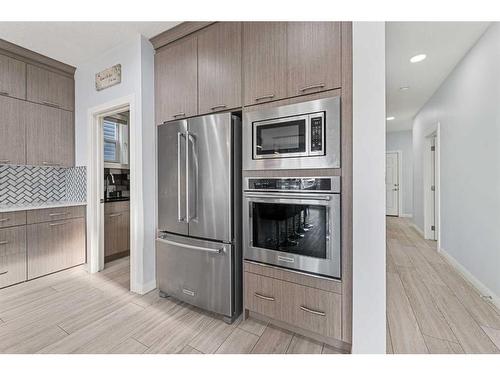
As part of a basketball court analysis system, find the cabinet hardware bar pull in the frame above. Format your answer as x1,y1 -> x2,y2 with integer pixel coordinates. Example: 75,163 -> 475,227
0,218 -> 10,222
49,212 -> 69,216
299,83 -> 325,92
0,241 -> 9,245
0,271 -> 8,276
109,213 -> 122,217
42,101 -> 61,109
172,112 -> 186,118
299,305 -> 326,316
42,161 -> 62,167
0,91 -> 9,96
254,292 -> 275,301
49,222 -> 67,227
0,159 -> 10,163
210,104 -> 227,111
255,94 -> 275,101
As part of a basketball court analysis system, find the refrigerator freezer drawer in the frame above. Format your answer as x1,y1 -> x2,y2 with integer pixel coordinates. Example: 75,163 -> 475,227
156,234 -> 233,317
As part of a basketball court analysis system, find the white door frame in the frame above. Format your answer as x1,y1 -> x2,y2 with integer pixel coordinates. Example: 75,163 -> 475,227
423,123 -> 441,246
86,95 -> 140,292
386,150 -> 403,217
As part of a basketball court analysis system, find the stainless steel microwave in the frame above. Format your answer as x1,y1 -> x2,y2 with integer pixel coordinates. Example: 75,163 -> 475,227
243,96 -> 340,170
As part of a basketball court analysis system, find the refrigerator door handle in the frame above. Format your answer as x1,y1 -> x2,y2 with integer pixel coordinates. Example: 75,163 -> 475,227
188,131 -> 197,221
177,132 -> 185,222
185,130 -> 190,223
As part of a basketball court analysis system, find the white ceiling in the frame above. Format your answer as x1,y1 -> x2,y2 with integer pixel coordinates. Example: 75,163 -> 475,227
386,22 -> 490,132
0,22 -> 180,67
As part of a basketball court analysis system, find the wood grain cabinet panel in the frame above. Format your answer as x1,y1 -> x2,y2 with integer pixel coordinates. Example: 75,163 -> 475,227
0,211 -> 27,229
243,22 -> 287,105
155,35 -> 198,124
26,101 -> 74,167
104,207 -> 130,257
0,226 -> 27,288
0,95 -> 27,165
27,217 -> 85,279
286,22 -> 342,97
27,205 -> 85,224
0,54 -> 26,100
27,64 -> 74,111
198,22 -> 242,114
244,271 -> 282,320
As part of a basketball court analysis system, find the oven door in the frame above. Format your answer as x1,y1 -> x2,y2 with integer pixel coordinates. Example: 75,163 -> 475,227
243,192 -> 341,278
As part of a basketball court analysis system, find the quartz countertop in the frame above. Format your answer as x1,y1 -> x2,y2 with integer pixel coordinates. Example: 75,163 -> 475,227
0,201 -> 87,213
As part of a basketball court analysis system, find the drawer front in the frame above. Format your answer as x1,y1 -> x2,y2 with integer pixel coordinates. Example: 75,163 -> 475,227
104,201 -> 129,215
244,272 -> 282,320
0,211 -> 27,229
27,217 -> 85,279
27,205 -> 85,224
0,226 -> 27,288
156,234 -> 233,317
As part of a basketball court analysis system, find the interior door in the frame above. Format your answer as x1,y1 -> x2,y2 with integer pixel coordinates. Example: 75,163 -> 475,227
431,137 -> 437,240
386,152 -> 399,216
187,113 -> 232,242
158,120 -> 188,235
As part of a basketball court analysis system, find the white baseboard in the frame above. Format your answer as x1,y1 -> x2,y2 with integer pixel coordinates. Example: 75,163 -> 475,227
400,213 -> 413,218
132,279 -> 157,295
439,247 -> 500,310
409,221 -> 424,236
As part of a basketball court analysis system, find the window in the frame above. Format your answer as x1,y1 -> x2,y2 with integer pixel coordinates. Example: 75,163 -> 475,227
103,119 -> 119,162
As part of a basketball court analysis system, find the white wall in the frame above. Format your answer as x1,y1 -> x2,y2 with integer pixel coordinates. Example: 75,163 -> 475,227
413,23 -> 500,299
351,22 -> 386,354
75,34 -> 157,293
386,130 -> 413,216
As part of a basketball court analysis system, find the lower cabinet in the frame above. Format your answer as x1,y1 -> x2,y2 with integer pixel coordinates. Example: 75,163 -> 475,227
27,217 -> 85,279
104,202 -> 130,259
0,226 -> 27,288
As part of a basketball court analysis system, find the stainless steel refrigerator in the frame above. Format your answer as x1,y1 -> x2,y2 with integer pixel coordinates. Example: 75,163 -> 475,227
156,112 -> 241,323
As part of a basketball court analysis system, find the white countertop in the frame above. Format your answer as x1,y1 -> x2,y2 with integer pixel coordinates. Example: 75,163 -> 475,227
0,201 -> 87,213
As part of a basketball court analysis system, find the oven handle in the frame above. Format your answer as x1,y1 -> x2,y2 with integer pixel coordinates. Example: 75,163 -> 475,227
244,193 -> 331,201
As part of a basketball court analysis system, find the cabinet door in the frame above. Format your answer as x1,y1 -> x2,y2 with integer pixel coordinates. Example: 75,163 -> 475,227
198,22 -> 242,114
0,226 -> 27,288
104,209 -> 130,257
0,54 -> 26,100
0,95 -> 27,165
287,22 -> 342,97
26,102 -> 74,167
155,36 -> 198,124
243,22 -> 287,106
27,218 -> 85,279
27,64 -> 74,111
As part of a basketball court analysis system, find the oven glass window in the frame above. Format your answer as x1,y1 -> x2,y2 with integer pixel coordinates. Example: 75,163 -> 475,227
255,119 -> 306,156
251,202 -> 327,259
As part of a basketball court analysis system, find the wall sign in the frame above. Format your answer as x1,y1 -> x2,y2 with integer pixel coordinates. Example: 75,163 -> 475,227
95,64 -> 122,91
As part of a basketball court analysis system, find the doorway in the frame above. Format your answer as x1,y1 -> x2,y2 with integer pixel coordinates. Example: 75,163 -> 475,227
424,127 -> 440,243
386,151 -> 401,216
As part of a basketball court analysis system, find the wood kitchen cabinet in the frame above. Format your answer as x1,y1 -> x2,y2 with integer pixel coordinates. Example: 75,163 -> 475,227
27,64 -> 74,112
104,201 -> 130,260
26,101 -> 74,167
0,54 -> 26,100
198,22 -> 242,114
286,22 -> 342,97
0,226 -> 27,289
243,22 -> 287,106
0,95 -> 27,165
27,217 -> 85,279
155,35 -> 198,124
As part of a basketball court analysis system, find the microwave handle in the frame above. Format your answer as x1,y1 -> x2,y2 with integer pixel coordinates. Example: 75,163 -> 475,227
244,193 -> 331,201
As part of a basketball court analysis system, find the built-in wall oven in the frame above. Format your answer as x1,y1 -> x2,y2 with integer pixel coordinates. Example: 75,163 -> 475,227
243,176 -> 341,279
243,96 -> 340,170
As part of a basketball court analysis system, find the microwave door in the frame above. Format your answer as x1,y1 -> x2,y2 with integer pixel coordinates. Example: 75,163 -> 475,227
158,119 -> 188,235
186,113 -> 233,242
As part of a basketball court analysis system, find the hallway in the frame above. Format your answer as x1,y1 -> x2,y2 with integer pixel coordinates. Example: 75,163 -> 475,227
386,217 -> 500,353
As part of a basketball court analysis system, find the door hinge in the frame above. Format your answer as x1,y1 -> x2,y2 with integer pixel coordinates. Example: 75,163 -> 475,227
431,225 -> 435,231
431,185 -> 435,191
431,146 -> 435,151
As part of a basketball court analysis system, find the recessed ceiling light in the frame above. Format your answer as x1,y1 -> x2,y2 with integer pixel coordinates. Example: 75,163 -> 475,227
410,54 -> 427,63
399,86 -> 410,91
386,116 -> 395,121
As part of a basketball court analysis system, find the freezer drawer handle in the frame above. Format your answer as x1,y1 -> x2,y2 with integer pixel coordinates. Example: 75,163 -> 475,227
157,238 -> 223,254
254,292 -> 275,302
299,305 -> 326,317
182,288 -> 196,297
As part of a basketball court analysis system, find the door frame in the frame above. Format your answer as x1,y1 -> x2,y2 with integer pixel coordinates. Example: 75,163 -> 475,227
86,95 -> 141,292
423,123 -> 441,246
386,150 -> 402,217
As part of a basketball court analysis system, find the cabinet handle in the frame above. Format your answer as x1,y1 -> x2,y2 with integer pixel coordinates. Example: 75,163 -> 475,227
0,91 -> 9,97
299,83 -> 326,93
254,292 -> 275,302
172,112 -> 186,118
49,212 -> 69,217
254,94 -> 275,102
0,159 -> 10,163
210,104 -> 227,111
0,218 -> 10,223
0,271 -> 8,276
108,213 -> 122,217
42,100 -> 61,109
42,161 -> 62,167
49,222 -> 67,227
299,305 -> 326,317
0,241 -> 9,245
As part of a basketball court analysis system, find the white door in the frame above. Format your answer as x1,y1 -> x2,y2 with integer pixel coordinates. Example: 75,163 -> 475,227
386,152 -> 399,216
430,137 -> 437,240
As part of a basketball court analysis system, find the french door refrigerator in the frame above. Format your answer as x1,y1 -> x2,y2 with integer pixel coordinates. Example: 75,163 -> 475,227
156,112 -> 241,323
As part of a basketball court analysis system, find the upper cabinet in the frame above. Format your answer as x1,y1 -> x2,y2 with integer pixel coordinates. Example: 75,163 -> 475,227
243,22 -> 287,106
27,64 -> 74,112
0,54 -> 26,100
155,35 -> 198,124
286,22 -> 342,97
0,95 -> 27,165
198,22 -> 242,114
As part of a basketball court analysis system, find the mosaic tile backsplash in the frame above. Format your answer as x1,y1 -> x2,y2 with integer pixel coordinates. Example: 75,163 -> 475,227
0,165 -> 87,205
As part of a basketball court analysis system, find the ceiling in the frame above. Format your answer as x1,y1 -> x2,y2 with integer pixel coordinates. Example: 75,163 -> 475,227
0,22 -> 180,67
386,22 -> 490,132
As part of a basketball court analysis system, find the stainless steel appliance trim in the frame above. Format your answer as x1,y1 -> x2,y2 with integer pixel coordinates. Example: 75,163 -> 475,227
244,176 -> 341,194
299,305 -> 326,316
254,292 -> 275,301
244,192 -> 331,201
157,237 -> 223,254
177,131 -> 185,222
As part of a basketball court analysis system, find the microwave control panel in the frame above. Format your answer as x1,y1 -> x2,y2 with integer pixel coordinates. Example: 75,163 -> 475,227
310,114 -> 325,154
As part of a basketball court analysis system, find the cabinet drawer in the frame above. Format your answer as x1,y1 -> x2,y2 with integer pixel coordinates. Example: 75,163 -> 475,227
104,201 -> 129,215
27,205 -> 85,224
244,272 -> 282,320
0,226 -> 27,288
0,211 -> 27,229
104,210 -> 130,257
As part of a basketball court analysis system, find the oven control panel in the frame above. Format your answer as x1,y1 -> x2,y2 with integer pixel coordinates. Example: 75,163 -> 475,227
247,176 -> 340,193
310,116 -> 324,152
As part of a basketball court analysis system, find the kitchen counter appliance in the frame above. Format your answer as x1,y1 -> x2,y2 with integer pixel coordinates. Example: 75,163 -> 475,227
156,112 -> 241,323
